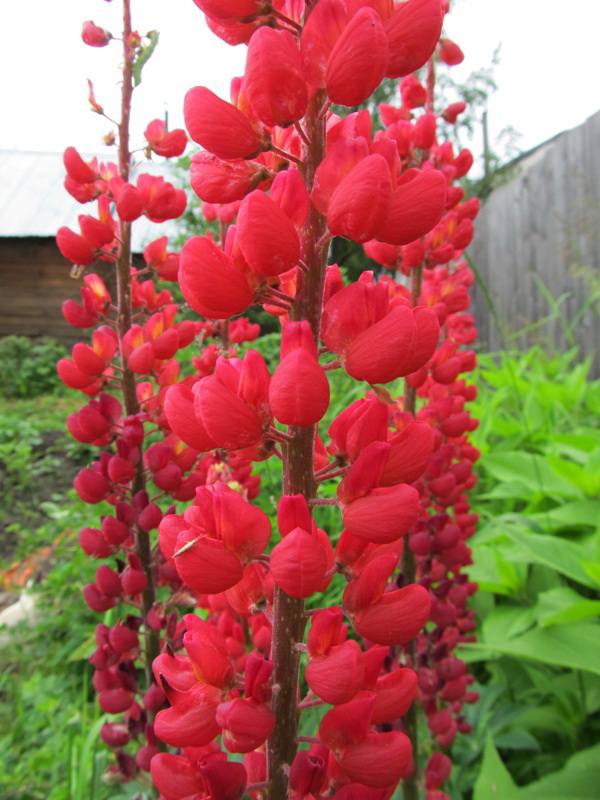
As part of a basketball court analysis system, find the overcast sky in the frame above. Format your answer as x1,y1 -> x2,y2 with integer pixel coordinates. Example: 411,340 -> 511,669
2,0 -> 599,168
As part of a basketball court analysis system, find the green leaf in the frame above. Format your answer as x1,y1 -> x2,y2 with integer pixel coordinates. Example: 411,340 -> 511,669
536,587 -> 600,627
581,561 -> 600,585
473,734 -> 520,800
480,452 -> 581,497
529,500 -> 599,530
547,454 -> 600,495
461,623 -> 600,675
520,743 -> 600,799
504,528 -> 598,588
482,606 -> 536,643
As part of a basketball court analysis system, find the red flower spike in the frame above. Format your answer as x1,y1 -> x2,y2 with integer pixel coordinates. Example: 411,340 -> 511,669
378,169 -> 447,246
56,227 -> 95,266
327,154 -> 392,244
180,235 -> 254,319
244,27 -> 308,128
235,191 -> 300,277
270,528 -> 328,598
184,87 -> 265,161
216,698 -> 276,753
150,753 -> 206,800
384,0 -> 444,78
175,531 -> 244,594
199,758 -> 248,800
154,683 -> 222,748
326,8 -> 389,107
338,731 -> 412,788
319,691 -> 376,751
306,640 -> 365,705
371,668 -> 418,724
352,583 -> 431,645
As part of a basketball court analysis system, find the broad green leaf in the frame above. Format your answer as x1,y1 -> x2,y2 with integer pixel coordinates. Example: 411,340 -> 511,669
547,454 -> 600,495
482,606 -> 536,643
536,587 -> 600,627
480,452 -> 581,497
461,624 -> 600,675
473,734 -> 520,800
529,500 -> 599,530
504,528 -> 598,588
581,561 -> 600,585
494,730 -> 541,751
465,546 -> 521,595
520,743 -> 600,799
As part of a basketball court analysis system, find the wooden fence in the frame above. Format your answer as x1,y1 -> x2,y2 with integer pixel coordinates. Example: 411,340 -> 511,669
467,110 -> 600,375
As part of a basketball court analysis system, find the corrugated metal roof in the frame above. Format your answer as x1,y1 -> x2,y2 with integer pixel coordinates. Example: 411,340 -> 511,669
0,150 -> 183,252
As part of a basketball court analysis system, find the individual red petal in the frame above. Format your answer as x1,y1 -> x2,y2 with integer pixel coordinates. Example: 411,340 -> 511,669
343,552 -> 398,612
244,27 -> 308,127
164,384 -> 218,452
306,640 -> 364,705
211,484 -> 271,562
175,532 -> 244,594
377,169 -> 447,246
327,154 -> 392,244
270,168 -> 309,229
190,152 -> 269,204
63,146 -> 98,183
269,350 -> 330,427
194,374 -> 263,450
183,621 -> 234,689
128,342 -> 156,374
342,484 -> 419,544
300,0 -> 348,87
343,305 -> 416,384
79,215 -> 114,248
154,683 -> 222,748
307,607 -> 345,657
192,0 -> 261,20
115,184 -> 144,222
270,528 -> 328,598
150,753 -> 206,799
438,38 -> 464,66
380,421 -> 435,485
352,584 -> 431,645
235,191 -> 300,277
311,136 -> 370,215
319,691 -> 375,751
82,20 -> 111,47
326,8 -> 389,107
200,758 -> 247,800
338,731 -> 412,788
179,235 -> 254,319
385,0 -> 444,79
184,87 -> 264,161
216,699 -> 275,753
56,227 -> 95,266
371,668 -> 418,724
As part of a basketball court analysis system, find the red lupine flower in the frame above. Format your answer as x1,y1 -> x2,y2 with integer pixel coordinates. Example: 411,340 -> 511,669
370,668 -> 418,724
192,0 -> 262,21
190,152 -> 269,203
327,154 -> 393,243
184,87 -> 266,161
438,38 -> 464,66
351,583 -> 431,646
235,190 -> 300,277
216,698 -> 275,753
326,8 -> 389,107
319,691 -> 376,751
81,21 -> 112,47
173,530 -> 244,594
306,639 -> 365,704
384,0 -> 444,78
179,235 -> 254,319
300,0 -> 349,87
144,119 -> 188,158
154,682 -> 222,747
270,527 -> 329,598
338,731 -> 412,788
378,169 -> 447,245
244,27 -> 308,127
56,227 -> 96,266
200,759 -> 247,800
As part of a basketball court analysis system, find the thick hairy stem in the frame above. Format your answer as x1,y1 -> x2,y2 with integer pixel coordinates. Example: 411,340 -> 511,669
403,265 -> 424,417
267,89 -> 328,800
115,0 -> 160,682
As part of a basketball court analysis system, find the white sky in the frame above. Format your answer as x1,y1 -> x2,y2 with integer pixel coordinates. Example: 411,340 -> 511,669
1,0 -> 599,166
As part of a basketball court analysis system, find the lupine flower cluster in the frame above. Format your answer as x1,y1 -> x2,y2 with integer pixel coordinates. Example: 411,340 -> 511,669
57,0 -> 483,797
360,48 -> 481,799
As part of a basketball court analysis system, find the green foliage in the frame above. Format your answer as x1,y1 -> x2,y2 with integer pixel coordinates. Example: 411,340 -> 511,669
0,336 -> 67,399
449,347 -> 600,798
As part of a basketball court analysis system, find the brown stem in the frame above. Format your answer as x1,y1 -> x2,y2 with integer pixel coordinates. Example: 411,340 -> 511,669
115,0 -> 160,687
267,89 -> 329,800
403,265 -> 424,417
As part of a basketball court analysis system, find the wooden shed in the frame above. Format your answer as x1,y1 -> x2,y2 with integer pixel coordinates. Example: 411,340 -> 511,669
0,151 -> 178,344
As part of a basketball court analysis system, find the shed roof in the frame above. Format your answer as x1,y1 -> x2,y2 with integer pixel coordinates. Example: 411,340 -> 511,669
0,150 -> 182,253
